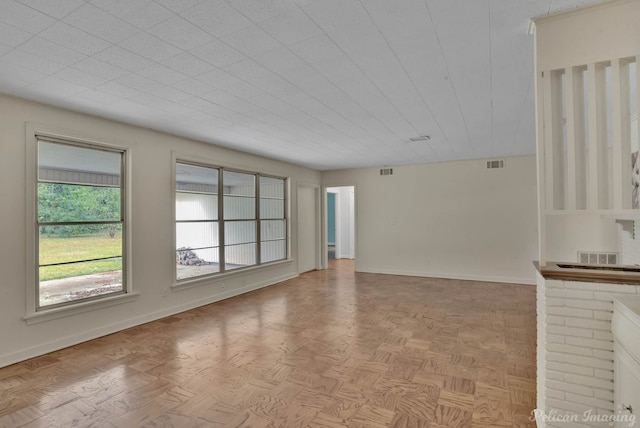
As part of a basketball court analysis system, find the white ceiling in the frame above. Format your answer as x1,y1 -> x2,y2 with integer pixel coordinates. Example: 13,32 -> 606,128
0,0 -> 604,170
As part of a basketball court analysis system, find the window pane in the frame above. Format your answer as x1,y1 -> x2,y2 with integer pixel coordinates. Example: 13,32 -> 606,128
38,183 -> 121,222
37,140 -> 126,310
261,220 -> 285,241
259,176 -> 284,198
260,198 -> 284,218
39,141 -> 121,180
223,171 -> 255,196
261,240 -> 285,263
224,195 -> 255,219
225,221 -> 256,245
176,192 -> 217,221
225,243 -> 256,269
176,221 -> 218,250
39,225 -> 122,265
176,163 -> 218,190
177,247 -> 220,279
39,258 -> 123,307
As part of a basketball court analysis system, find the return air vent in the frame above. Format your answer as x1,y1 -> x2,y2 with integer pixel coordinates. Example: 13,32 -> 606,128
379,168 -> 393,176
578,251 -> 618,265
486,159 -> 505,169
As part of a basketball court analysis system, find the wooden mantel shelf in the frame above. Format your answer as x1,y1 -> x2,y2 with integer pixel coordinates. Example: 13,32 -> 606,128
534,261 -> 640,285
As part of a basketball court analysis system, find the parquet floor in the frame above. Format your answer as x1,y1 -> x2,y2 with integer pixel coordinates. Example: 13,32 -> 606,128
0,260 -> 537,428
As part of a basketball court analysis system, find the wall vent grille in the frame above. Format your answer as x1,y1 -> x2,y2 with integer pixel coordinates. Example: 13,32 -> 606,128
379,168 -> 393,176
578,251 -> 618,265
486,159 -> 505,169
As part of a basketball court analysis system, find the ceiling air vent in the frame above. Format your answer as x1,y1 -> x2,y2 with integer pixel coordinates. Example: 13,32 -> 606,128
486,159 -> 505,169
379,168 -> 393,176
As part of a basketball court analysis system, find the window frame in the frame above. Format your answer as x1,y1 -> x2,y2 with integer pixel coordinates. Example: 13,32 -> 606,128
25,123 -> 135,321
173,157 -> 289,285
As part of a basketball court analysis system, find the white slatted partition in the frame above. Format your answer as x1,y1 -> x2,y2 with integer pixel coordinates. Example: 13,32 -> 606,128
612,58 -> 632,210
541,58 -> 637,213
534,4 -> 640,425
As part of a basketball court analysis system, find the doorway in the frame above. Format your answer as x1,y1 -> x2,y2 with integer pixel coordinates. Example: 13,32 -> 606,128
326,186 -> 355,263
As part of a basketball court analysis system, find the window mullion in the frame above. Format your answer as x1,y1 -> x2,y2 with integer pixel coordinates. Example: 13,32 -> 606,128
256,174 -> 261,265
218,168 -> 225,273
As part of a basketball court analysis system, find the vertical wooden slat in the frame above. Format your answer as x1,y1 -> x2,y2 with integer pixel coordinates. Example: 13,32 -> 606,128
636,56 -> 640,210
535,67 -> 547,265
587,62 -> 608,210
611,58 -> 632,210
543,70 -> 565,210
574,67 -> 587,209
565,67 -> 577,210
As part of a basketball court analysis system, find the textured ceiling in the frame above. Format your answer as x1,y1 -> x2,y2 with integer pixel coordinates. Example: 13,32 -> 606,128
0,0 -> 603,170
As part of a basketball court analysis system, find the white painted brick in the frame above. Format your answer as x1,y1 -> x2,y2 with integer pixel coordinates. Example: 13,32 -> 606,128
592,349 -> 613,361
548,380 -> 595,396
594,293 -> 636,305
547,289 -> 594,299
548,334 -> 566,344
547,343 -> 593,357
563,355 -> 614,370
545,398 -> 593,415
565,393 -> 613,411
547,351 -> 567,363
547,388 -> 565,400
546,280 -> 565,288
565,318 -> 610,332
593,292 -> 615,302
593,310 -> 612,321
548,370 -> 565,380
564,373 -> 613,390
592,283 -> 638,293
546,325 -> 593,338
593,389 -> 614,400
547,297 -> 566,307
565,337 -> 613,351
566,281 -> 597,290
547,315 -> 567,325
547,307 -> 593,318
547,362 -> 594,376
594,369 -> 613,380
593,330 -> 613,341
566,299 -> 611,311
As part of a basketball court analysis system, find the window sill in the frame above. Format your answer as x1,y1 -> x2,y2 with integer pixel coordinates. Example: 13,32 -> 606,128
172,258 -> 294,291
24,292 -> 140,325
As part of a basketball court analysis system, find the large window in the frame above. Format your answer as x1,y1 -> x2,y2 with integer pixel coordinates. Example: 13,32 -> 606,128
176,162 -> 287,281
36,138 -> 126,309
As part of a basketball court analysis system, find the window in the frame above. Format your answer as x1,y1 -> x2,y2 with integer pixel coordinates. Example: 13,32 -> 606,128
176,162 -> 287,281
36,137 -> 127,310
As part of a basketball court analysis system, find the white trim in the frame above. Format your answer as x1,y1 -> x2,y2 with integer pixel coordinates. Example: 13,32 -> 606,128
355,266 -> 537,286
171,150 -> 291,284
24,122 -> 134,319
24,292 -> 140,325
3,273 -> 297,369
172,258 -> 294,290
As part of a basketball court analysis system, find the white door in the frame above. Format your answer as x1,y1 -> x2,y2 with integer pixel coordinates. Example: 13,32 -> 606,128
298,185 -> 319,273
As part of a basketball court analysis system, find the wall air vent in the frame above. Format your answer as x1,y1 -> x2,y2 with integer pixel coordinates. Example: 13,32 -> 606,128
486,159 -> 505,169
578,251 -> 618,265
379,168 -> 393,176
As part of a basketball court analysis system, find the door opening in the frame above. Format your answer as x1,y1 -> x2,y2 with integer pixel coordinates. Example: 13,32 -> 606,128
326,186 -> 355,265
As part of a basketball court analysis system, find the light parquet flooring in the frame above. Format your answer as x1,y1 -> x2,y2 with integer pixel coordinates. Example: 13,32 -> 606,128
0,260 -> 537,428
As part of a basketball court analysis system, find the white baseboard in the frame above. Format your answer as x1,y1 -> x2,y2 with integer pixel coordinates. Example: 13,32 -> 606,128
355,266 -> 536,286
0,273 -> 297,369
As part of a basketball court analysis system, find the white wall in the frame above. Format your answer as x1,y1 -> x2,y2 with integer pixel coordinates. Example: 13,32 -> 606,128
323,155 -> 539,284
0,94 -> 320,368
545,215 -> 620,263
